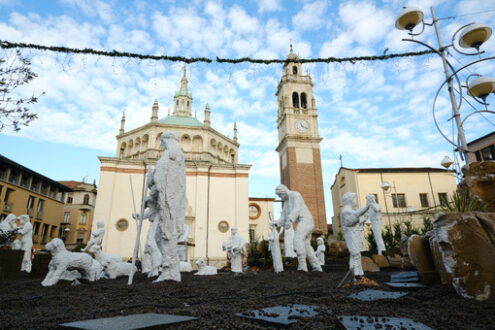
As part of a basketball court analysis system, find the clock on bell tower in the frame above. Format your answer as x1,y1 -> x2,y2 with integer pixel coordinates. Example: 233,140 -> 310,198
275,45 -> 327,233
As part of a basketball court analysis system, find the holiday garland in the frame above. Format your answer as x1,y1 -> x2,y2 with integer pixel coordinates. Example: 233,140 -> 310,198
1,40 -> 434,64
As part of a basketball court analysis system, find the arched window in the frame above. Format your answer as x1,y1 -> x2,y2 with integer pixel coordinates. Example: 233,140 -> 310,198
83,194 -> 90,205
292,66 -> 298,75
292,92 -> 299,108
79,212 -> 87,225
301,93 -> 308,109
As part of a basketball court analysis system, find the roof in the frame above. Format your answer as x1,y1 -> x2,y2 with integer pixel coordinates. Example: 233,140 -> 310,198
467,131 -> 495,146
57,180 -> 81,189
58,180 -> 97,191
0,154 -> 73,192
157,115 -> 203,127
174,90 -> 192,98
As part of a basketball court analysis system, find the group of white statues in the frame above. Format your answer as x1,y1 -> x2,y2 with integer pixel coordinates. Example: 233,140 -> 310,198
341,192 -> 385,278
0,214 -> 33,273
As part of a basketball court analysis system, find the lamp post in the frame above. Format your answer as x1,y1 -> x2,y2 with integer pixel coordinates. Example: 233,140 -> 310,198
395,6 -> 495,165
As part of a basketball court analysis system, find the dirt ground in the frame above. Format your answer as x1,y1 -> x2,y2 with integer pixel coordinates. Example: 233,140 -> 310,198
1,267 -> 494,329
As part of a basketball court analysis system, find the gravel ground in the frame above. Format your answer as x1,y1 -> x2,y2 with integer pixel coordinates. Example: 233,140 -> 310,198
1,268 -> 494,329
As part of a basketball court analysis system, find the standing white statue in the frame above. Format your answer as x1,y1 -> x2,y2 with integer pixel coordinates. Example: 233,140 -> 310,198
268,222 -> 284,273
18,214 -> 33,273
83,221 -> 105,252
134,178 -> 163,278
341,192 -> 370,278
222,227 -> 247,273
272,184 -> 322,272
283,222 -> 297,258
315,237 -> 326,266
366,194 -> 386,255
153,131 -> 186,283
0,213 -> 18,248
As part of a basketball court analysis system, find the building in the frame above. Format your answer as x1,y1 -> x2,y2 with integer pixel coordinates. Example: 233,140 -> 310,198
466,131 -> 495,162
93,68 -> 253,267
57,180 -> 97,248
330,167 -> 458,237
248,197 -> 275,242
0,154 -> 72,250
276,46 -> 327,234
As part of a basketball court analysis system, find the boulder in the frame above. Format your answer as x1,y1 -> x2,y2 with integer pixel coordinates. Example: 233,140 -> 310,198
428,234 -> 451,284
361,256 -> 379,272
434,212 -> 495,301
464,161 -> 495,212
407,234 -> 439,284
328,239 -> 348,257
372,254 -> 389,268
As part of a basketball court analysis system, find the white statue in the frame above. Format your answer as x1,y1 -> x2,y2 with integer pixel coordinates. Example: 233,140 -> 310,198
268,222 -> 284,273
194,258 -> 217,275
341,192 -> 370,278
88,245 -> 134,279
178,223 -> 190,262
42,238 -> 101,287
11,239 -> 21,250
153,131 -> 186,283
18,215 -> 33,273
358,215 -> 367,252
366,194 -> 386,255
315,237 -> 326,266
83,221 -> 105,252
0,213 -> 18,248
0,213 -> 17,231
284,222 -> 297,258
134,182 -> 163,278
180,261 -> 192,272
222,227 -> 247,273
273,184 -> 322,272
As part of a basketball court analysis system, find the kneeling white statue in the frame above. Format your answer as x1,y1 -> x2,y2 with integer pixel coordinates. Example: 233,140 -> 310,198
194,258 -> 217,275
315,237 -> 326,266
89,245 -> 135,279
222,227 -> 247,273
42,238 -> 101,287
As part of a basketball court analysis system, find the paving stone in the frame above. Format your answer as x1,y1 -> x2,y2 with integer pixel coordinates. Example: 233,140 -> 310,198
385,282 -> 427,290
348,289 -> 408,301
390,271 -> 419,283
237,304 -> 325,326
337,315 -> 433,329
60,313 -> 196,329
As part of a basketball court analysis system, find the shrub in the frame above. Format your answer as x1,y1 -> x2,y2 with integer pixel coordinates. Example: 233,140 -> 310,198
420,216 -> 433,235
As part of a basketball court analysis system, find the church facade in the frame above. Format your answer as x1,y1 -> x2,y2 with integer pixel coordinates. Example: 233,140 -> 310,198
93,69 -> 251,267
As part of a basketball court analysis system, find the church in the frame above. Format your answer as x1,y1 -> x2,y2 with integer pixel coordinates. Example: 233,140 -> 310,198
93,48 -> 327,267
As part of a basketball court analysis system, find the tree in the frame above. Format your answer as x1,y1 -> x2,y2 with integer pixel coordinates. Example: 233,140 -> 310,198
0,50 -> 43,131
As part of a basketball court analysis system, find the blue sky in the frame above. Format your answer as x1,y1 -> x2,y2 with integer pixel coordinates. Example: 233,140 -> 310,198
1,0 -> 494,221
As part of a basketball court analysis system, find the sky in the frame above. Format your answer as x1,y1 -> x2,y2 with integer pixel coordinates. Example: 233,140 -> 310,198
0,0 -> 494,222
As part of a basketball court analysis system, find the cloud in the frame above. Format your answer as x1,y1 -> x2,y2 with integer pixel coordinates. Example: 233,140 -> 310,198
292,1 -> 328,31
256,0 -> 282,14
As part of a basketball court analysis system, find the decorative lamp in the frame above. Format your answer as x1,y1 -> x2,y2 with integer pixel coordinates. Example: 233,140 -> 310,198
406,207 -> 416,213
440,156 -> 454,168
381,182 -> 391,191
468,76 -> 495,99
459,23 -> 492,49
395,7 -> 424,31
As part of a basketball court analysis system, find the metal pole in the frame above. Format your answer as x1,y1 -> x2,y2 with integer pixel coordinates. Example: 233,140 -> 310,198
431,6 -> 470,164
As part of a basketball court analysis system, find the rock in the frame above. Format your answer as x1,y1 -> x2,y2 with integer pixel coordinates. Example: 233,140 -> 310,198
328,240 -> 347,257
400,236 -> 409,257
372,254 -> 389,268
361,256 -> 379,272
407,235 -> 439,284
434,212 -> 495,301
464,161 -> 495,212
429,234 -> 452,285
388,254 -> 401,268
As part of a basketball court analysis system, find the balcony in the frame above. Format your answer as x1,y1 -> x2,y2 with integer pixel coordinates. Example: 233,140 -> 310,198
36,211 -> 44,220
2,202 -> 12,212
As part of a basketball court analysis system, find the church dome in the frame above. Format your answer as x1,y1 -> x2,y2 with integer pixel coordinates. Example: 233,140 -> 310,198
157,115 -> 203,127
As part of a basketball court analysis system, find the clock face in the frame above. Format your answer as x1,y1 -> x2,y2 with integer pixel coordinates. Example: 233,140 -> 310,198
249,204 -> 260,219
295,119 -> 309,133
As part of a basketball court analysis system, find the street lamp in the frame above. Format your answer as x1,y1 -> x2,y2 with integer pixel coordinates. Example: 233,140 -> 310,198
396,7 -> 495,165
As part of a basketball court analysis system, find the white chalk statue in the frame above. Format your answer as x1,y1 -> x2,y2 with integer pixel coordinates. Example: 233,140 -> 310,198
366,194 -> 386,255
222,227 -> 247,273
284,222 -> 297,258
0,213 -> 19,248
42,238 -> 102,287
341,192 -> 370,278
268,221 -> 284,273
89,245 -> 134,279
315,237 -> 326,266
83,221 -> 105,252
194,258 -> 217,275
18,215 -> 33,273
153,131 -> 186,283
273,184 -> 322,272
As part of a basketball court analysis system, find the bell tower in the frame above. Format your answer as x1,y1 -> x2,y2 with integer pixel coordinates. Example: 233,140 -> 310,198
275,45 -> 327,233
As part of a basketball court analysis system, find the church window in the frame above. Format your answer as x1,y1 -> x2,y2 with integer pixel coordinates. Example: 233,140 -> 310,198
292,92 -> 299,108
176,100 -> 179,106
301,93 -> 307,109
116,218 -> 129,231
218,220 -> 229,233
187,101 -> 189,107
292,66 -> 298,75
